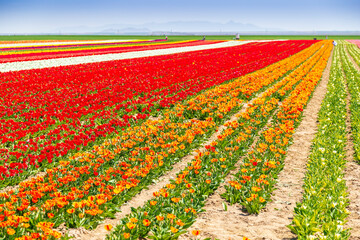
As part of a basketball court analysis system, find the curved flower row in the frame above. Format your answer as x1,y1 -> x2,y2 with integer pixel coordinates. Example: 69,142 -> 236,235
0,41 -> 323,240
105,78 -> 284,240
222,41 -> 333,214
182,41 -> 325,124
0,40 -> 316,186
0,117 -> 217,240
104,42 -> 331,240
289,43 -> 350,239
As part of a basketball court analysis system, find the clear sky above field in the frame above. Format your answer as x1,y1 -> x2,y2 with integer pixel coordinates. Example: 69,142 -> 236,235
0,0 -> 359,33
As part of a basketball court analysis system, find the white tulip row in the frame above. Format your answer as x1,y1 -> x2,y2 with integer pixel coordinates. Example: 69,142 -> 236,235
0,40 -> 253,72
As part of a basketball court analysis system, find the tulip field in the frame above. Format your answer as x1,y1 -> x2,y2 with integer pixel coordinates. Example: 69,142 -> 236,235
0,38 -> 360,240
0,40 -> 224,63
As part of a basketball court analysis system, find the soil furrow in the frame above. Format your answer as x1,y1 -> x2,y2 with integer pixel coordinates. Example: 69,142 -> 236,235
343,47 -> 360,240
69,94 -> 263,240
179,48 -> 333,240
179,104 -> 279,240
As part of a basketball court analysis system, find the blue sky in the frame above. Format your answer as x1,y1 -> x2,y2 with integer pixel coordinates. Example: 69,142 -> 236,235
0,0 -> 359,33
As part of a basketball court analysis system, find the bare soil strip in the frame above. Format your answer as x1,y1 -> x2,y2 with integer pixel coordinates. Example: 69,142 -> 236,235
178,106 -> 279,240
69,95 -> 263,240
179,49 -> 333,240
343,47 -> 360,240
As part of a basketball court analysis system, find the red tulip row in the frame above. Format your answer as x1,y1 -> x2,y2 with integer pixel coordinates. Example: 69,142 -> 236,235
0,40 -> 324,240
0,40 -> 317,185
0,40 -> 221,63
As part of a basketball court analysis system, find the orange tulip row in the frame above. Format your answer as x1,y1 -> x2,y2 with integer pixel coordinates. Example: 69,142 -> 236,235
0,41 -> 324,240
223,41 -> 332,213
182,41 -> 325,122
104,41 -> 332,239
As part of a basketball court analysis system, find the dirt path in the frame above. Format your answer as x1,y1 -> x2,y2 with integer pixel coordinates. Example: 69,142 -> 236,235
179,49 -> 333,240
343,47 -> 360,240
178,107 -> 279,240
70,94 -> 264,240
344,89 -> 360,240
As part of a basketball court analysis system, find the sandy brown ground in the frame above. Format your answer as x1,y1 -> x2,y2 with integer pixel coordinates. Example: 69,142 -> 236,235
0,172 -> 46,194
0,116 -> 162,195
179,49 -> 333,240
69,94 -> 264,240
343,47 -> 360,240
179,108 -> 278,240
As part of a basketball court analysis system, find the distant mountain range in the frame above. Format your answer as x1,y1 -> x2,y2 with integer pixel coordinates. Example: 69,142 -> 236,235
54,21 -> 282,34
2,21 -> 358,35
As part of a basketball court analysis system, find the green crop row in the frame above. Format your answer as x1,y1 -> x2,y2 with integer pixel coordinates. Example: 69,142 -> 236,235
341,41 -> 360,164
289,44 -> 350,239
